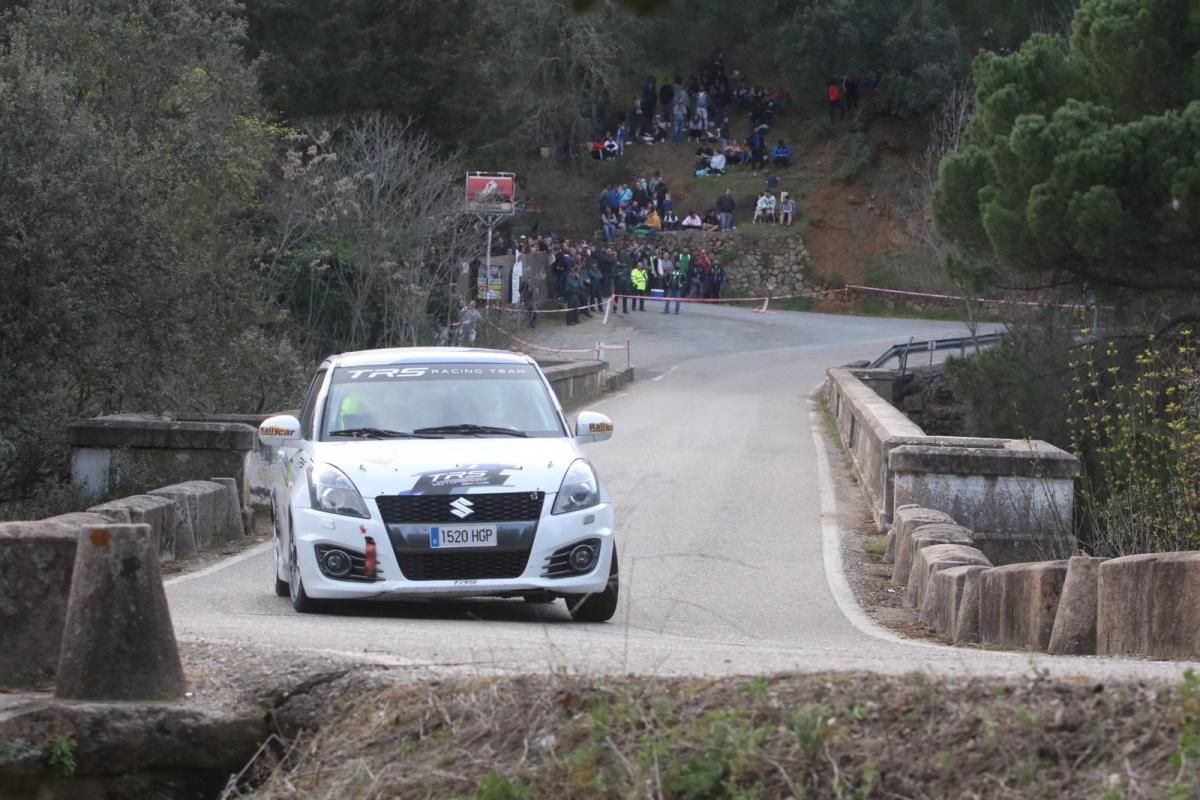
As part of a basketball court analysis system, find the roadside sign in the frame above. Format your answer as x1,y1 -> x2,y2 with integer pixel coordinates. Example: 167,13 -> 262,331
465,172 -> 515,215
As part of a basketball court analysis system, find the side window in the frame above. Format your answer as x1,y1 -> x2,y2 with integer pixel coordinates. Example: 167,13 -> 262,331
299,370 -> 327,440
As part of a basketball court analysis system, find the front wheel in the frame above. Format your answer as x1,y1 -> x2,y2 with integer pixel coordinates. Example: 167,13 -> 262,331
566,544 -> 619,623
272,500 -> 289,597
288,521 -> 324,614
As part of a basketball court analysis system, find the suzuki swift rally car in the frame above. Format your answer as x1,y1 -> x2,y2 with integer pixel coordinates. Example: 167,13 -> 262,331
259,348 -> 619,622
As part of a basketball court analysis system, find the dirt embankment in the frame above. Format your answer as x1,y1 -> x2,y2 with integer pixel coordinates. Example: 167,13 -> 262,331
247,668 -> 1200,799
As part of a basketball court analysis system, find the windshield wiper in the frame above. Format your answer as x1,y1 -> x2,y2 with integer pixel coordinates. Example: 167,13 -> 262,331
328,428 -> 442,439
412,424 -> 529,438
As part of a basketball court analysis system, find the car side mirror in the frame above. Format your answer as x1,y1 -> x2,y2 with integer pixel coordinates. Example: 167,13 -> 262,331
259,414 -> 302,447
574,411 -> 614,444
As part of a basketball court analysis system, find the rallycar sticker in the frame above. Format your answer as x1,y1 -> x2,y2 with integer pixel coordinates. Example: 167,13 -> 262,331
400,464 -> 523,495
261,425 -> 296,437
588,422 -> 614,433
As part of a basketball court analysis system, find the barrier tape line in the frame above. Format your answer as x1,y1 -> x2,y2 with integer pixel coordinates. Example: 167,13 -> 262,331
484,318 -> 631,358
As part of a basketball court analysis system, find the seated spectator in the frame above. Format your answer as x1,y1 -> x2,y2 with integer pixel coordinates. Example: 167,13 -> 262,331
663,209 -> 680,230
681,211 -> 703,229
694,148 -> 711,173
764,191 -> 777,222
780,192 -> 796,226
688,113 -> 706,143
645,208 -> 663,230
591,138 -> 607,160
603,133 -> 620,158
601,208 -> 618,241
772,140 -> 792,167
624,202 -> 640,229
708,151 -> 727,174
765,173 -> 780,192
702,209 -> 720,232
753,192 -> 774,224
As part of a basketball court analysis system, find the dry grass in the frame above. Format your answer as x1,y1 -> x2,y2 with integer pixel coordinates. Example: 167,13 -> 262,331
245,669 -> 1200,799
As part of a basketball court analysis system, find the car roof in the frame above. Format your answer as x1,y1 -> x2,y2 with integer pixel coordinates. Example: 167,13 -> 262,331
323,347 -> 536,369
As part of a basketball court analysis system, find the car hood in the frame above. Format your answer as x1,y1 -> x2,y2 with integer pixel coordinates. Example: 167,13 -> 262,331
310,437 -> 582,498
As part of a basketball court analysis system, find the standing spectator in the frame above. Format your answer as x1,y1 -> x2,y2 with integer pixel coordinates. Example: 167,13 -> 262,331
659,80 -> 675,123
695,86 -> 709,129
582,261 -> 601,316
520,280 -> 537,329
716,188 -> 736,230
564,266 -> 584,325
827,79 -> 844,121
630,261 -> 649,311
642,76 -> 658,132
672,101 -> 687,145
712,259 -> 727,299
664,259 -> 686,314
458,301 -> 481,345
598,246 -> 616,301
844,73 -> 860,112
780,192 -> 796,226
749,128 -> 766,174
719,116 -> 732,149
772,140 -> 792,168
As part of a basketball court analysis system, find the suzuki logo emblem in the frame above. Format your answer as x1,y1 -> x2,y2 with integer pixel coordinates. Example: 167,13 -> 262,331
449,497 -> 475,519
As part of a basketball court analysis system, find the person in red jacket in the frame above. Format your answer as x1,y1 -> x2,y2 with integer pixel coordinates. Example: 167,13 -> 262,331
826,79 -> 844,122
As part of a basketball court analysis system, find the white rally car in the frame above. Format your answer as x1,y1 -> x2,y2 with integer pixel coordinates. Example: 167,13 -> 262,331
259,347 -> 619,622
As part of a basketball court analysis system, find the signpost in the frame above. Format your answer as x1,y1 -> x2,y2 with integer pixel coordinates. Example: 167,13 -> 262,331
465,172 -> 516,306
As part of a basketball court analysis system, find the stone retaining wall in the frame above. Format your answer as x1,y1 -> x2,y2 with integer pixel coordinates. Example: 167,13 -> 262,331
642,230 -> 809,296
825,367 -> 1077,562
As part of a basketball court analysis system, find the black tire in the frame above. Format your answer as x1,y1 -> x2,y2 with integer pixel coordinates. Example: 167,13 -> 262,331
288,521 -> 324,614
567,544 -> 619,623
272,501 -> 289,597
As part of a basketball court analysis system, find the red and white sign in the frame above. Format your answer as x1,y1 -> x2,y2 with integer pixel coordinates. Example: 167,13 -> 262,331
465,172 -> 515,215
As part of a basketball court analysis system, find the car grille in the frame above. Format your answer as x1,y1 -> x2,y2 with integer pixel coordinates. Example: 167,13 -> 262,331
395,550 -> 532,581
376,492 -> 545,524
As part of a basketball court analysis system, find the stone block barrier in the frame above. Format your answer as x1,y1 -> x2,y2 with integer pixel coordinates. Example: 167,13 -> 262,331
0,521 -> 79,689
921,564 -> 988,641
977,561 -> 1069,651
56,525 -> 185,701
149,480 -> 241,559
908,544 -> 991,613
0,476 -> 245,690
1098,553 -> 1200,659
894,522 -> 973,590
1047,556 -> 1106,656
884,505 -> 954,565
89,494 -> 180,560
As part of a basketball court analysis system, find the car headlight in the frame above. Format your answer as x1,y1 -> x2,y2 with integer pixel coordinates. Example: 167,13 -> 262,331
308,463 -> 370,518
552,459 -> 600,515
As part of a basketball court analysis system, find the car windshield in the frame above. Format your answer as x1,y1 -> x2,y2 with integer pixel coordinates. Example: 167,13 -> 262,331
320,362 -> 564,440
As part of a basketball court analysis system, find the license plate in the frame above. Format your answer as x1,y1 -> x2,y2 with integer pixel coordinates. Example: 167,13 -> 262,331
430,525 -> 497,549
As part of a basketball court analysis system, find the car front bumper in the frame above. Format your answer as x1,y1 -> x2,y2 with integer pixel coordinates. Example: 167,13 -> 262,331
292,503 -> 614,600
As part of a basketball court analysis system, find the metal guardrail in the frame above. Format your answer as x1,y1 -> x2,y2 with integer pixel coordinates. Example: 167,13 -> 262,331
869,332 -> 1005,372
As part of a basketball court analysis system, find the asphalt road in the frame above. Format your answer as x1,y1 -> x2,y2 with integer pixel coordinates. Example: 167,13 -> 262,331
167,303 -> 1196,679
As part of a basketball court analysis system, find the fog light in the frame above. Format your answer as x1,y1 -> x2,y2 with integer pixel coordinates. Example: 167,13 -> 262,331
321,548 -> 353,578
568,544 -> 597,572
